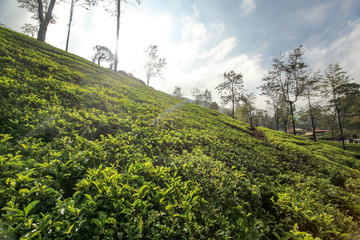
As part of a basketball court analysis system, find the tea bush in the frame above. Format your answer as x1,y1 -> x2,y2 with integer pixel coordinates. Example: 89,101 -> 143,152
1,26 -> 360,239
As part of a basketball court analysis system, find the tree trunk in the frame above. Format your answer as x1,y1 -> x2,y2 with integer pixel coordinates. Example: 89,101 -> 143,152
146,75 -> 150,86
37,22 -> 47,42
114,0 -> 121,72
283,119 -> 288,133
335,104 -> 345,150
232,99 -> 235,119
36,0 -> 56,42
289,102 -> 296,135
65,0 -> 75,51
308,97 -> 317,141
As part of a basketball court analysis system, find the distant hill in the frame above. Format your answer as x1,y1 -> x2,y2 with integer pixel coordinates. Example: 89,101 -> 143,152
1,26 -> 359,239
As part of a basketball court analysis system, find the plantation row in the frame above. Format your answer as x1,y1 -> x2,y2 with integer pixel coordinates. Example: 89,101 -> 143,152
1,26 -> 360,239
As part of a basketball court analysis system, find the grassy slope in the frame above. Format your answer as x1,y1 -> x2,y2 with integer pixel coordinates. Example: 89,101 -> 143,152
1,27 -> 359,239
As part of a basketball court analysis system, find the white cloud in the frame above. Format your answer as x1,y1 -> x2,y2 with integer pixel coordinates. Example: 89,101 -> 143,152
295,2 -> 332,28
181,16 -> 207,41
241,0 -> 256,15
200,37 -> 237,62
306,19 -> 360,83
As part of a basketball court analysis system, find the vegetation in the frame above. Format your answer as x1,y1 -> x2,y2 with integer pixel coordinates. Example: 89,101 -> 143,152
17,0 -> 61,42
144,45 -> 166,87
261,45 -> 308,136
1,26 -> 360,239
92,45 -> 115,68
101,0 -> 142,71
216,70 -> 244,119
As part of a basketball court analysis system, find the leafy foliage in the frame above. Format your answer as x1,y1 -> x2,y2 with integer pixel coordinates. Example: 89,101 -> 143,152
1,26 -> 360,239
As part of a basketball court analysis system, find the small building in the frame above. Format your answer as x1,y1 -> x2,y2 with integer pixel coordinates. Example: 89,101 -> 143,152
353,139 -> 360,144
305,129 -> 329,136
287,127 -> 307,135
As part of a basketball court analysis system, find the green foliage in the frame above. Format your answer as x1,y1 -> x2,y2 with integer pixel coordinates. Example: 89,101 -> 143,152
1,26 -> 360,239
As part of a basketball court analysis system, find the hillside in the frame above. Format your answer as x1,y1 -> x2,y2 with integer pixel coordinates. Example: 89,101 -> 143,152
1,26 -> 360,239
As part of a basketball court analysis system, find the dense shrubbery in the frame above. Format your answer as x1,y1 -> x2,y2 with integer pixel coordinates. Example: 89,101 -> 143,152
1,27 -> 360,239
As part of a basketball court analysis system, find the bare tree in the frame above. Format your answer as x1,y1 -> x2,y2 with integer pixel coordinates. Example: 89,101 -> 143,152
144,45 -> 166,86
216,70 -> 244,119
92,45 -> 115,67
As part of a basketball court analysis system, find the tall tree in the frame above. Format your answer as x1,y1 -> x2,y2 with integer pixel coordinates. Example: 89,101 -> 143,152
17,0 -> 57,42
303,70 -> 321,141
92,45 -> 114,67
191,87 -> 203,105
216,70 -> 244,119
65,0 -> 75,51
65,0 -> 97,51
337,83 -> 360,143
144,45 -> 166,86
321,62 -> 352,150
261,45 -> 308,135
103,0 -> 141,72
201,89 -> 212,108
241,92 -> 257,127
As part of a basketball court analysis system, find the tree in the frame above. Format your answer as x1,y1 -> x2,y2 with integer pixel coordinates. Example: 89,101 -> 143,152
302,70 -> 321,141
201,89 -> 212,108
173,86 -> 183,98
92,45 -> 115,67
261,45 -> 308,135
298,102 -> 322,137
144,45 -> 166,86
17,0 -> 57,42
64,0 -> 97,51
241,92 -> 257,127
21,23 -> 38,37
209,101 -> 219,111
216,70 -> 244,119
102,0 -> 141,72
321,62 -> 352,150
337,83 -> 360,142
265,94 -> 291,132
191,87 -> 203,105
320,107 -> 338,141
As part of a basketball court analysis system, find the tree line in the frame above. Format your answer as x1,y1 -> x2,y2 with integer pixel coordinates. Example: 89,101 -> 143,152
176,45 -> 359,149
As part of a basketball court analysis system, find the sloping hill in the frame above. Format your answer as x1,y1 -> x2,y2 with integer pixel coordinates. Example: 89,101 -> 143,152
1,26 -> 359,239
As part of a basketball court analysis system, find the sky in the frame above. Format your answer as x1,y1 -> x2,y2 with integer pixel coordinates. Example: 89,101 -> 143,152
1,0 -> 360,109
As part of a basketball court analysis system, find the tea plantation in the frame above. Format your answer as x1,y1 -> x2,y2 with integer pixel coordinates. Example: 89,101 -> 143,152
1,26 -> 360,239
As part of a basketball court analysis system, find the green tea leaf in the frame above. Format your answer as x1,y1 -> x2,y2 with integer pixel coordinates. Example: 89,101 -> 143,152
24,200 -> 39,216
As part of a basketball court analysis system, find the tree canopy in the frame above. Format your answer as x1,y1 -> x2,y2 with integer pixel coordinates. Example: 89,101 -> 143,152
91,45 -> 115,68
216,70 -> 244,119
144,45 -> 166,86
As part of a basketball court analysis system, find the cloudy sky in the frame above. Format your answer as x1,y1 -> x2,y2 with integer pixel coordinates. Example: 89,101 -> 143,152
1,0 -> 360,108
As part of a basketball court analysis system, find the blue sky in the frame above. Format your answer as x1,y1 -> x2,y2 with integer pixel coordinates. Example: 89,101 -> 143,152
1,0 -> 360,108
